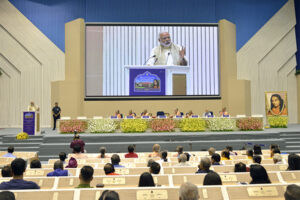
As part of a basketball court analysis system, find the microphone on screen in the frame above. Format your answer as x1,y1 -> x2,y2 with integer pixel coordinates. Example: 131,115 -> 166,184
143,55 -> 156,65
165,52 -> 171,65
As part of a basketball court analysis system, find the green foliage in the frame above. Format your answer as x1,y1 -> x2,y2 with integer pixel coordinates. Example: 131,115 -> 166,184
88,119 -> 117,133
296,69 -> 300,75
206,118 -> 236,131
236,117 -> 263,131
120,119 -> 148,133
267,116 -> 288,128
179,118 -> 206,132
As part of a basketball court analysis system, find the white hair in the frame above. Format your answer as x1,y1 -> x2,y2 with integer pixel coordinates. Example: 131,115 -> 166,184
179,182 -> 199,200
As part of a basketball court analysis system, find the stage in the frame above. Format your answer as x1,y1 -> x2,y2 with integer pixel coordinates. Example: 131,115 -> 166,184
0,124 -> 299,161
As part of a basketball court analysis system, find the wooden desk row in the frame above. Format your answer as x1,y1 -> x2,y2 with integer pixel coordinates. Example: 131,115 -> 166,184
1,171 -> 300,189
9,183 -> 298,200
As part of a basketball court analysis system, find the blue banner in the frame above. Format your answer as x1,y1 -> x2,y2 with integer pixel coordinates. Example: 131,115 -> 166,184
130,69 -> 165,96
23,112 -> 35,135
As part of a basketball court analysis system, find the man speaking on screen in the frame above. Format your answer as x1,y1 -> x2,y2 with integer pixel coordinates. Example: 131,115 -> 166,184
146,32 -> 188,66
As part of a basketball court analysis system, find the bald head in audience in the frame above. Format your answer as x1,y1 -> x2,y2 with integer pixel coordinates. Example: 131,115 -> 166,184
178,154 -> 187,163
179,182 -> 199,200
284,184 -> 300,200
208,147 -> 216,156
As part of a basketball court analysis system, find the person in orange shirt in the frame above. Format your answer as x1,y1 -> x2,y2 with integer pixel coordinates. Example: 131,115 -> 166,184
104,163 -> 119,176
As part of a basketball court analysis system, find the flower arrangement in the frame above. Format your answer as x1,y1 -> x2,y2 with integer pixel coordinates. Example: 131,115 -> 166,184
88,119 -> 117,133
151,119 -> 176,132
16,132 -> 29,140
236,117 -> 264,131
120,119 -> 148,133
267,116 -> 288,128
180,118 -> 206,132
206,118 -> 236,131
59,120 -> 87,133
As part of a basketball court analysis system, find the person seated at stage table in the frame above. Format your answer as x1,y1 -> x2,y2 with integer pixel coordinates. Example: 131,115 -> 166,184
98,147 -> 110,158
173,145 -> 184,157
141,109 -> 149,117
179,182 -> 199,200
173,108 -> 183,117
287,153 -> 300,171
114,110 -> 123,119
175,154 -> 190,167
284,184 -> 300,200
211,153 -> 221,165
125,145 -> 138,158
0,191 -> 15,200
226,146 -> 237,156
2,146 -> 16,158
196,157 -> 213,174
203,172 -> 222,185
185,110 -> 194,118
203,109 -> 214,117
72,145 -> 88,159
75,166 -> 94,188
111,154 -> 124,168
127,110 -> 136,118
249,165 -> 271,184
221,150 -> 230,160
66,157 -> 78,168
148,144 -> 161,158
160,151 -> 169,162
1,165 -> 12,177
246,149 -> 254,159
273,153 -> 283,164
47,160 -> 70,177
138,172 -> 155,187
70,132 -> 85,153
59,152 -> 67,163
219,107 -> 229,117
104,163 -> 119,175
30,159 -> 41,168
208,147 -> 216,156
234,162 -> 247,172
149,162 -> 161,174
0,158 -> 40,190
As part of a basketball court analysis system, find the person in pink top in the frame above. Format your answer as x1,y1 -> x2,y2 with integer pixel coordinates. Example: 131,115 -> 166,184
70,132 -> 85,153
125,145 -> 138,158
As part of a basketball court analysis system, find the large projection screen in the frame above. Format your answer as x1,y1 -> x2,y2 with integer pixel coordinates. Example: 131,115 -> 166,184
85,23 -> 219,99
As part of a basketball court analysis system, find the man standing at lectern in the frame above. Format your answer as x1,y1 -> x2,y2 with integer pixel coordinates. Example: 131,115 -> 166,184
146,32 -> 188,66
27,101 -> 39,111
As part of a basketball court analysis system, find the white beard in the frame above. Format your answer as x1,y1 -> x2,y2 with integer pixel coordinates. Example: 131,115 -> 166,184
160,41 -> 171,48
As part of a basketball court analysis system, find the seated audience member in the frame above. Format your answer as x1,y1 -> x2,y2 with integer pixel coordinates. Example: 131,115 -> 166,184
0,158 -> 40,189
138,172 -> 155,187
273,153 -> 283,164
76,166 -> 94,188
0,191 -> 15,200
115,110 -> 123,119
208,147 -> 216,156
203,172 -> 222,185
111,154 -> 124,168
160,151 -> 168,162
125,145 -> 138,158
221,150 -> 230,160
287,153 -> 300,170
30,159 -> 41,168
175,154 -> 190,166
249,165 -> 271,184
104,163 -> 119,175
70,132 -> 85,153
270,147 -> 281,158
59,152 -> 67,163
211,153 -> 221,165
47,160 -> 70,177
66,157 -> 78,168
141,109 -> 149,117
149,162 -> 161,174
179,182 -> 199,200
247,149 -> 254,159
72,145 -> 88,159
284,184 -> 300,200
2,146 -> 16,158
173,145 -> 184,157
253,144 -> 262,155
234,162 -> 247,172
252,155 -> 262,164
203,109 -> 214,117
148,144 -> 161,158
184,152 -> 191,162
196,157 -> 213,173
147,159 -> 155,167
99,190 -> 120,200
185,110 -> 193,118
226,146 -> 237,156
98,147 -> 110,158
1,165 -> 12,177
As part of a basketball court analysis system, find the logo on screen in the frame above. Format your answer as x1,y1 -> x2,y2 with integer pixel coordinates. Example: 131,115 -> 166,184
24,113 -> 33,119
134,71 -> 161,92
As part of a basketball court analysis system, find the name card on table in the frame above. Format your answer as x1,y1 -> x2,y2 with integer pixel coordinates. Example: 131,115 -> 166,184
142,116 -> 150,119
247,187 -> 278,197
158,115 -> 166,119
191,115 -> 199,118
175,116 -> 182,118
110,116 -> 118,119
137,190 -> 168,200
115,168 -> 130,175
220,175 -> 237,182
126,116 -> 134,119
103,178 -> 126,185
